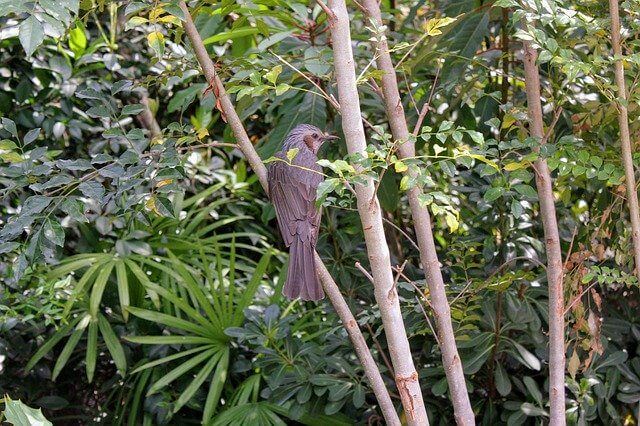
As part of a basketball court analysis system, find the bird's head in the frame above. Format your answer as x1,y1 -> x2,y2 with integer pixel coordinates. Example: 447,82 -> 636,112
285,124 -> 338,154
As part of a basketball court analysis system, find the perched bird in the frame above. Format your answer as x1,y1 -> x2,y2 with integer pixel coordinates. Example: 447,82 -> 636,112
268,124 -> 338,301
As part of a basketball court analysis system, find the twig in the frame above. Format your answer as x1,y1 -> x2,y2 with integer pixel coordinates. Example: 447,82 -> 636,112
412,65 -> 441,136
381,216 -> 420,252
316,0 -> 336,20
403,72 -> 420,115
541,106 -> 563,145
563,226 -> 578,269
136,89 -> 162,140
365,323 -> 395,376
488,256 -> 547,280
415,295 -> 440,346
270,51 -> 340,111
176,142 -> 239,151
563,281 -> 599,316
391,266 -> 440,346
355,261 -> 375,284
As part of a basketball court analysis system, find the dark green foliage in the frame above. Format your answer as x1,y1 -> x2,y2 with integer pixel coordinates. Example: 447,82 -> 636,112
1,0 -> 640,424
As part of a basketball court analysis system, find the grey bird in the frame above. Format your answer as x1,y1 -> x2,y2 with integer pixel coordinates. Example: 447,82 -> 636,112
268,124 -> 338,301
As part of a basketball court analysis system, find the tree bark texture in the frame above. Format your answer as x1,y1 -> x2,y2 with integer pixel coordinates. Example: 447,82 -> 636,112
522,36 -> 566,426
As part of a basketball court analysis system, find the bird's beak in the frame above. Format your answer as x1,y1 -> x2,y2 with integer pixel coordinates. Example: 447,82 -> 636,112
322,133 -> 339,141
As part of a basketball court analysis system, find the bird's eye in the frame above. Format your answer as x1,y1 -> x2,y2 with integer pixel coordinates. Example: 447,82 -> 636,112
312,133 -> 318,138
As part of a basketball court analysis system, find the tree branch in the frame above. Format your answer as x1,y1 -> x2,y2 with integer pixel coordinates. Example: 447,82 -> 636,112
136,89 -> 162,140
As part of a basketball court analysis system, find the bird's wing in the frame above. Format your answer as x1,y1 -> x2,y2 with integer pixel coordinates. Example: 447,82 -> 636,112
268,159 -> 321,247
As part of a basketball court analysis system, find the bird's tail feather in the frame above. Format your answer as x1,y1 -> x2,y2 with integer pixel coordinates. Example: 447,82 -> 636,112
284,239 -> 324,301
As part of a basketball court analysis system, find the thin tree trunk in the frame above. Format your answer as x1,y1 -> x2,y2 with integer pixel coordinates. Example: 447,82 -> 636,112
522,35 -> 566,426
324,0 -> 429,424
177,2 -> 400,424
361,0 -> 474,424
609,0 -> 640,282
137,90 -> 161,140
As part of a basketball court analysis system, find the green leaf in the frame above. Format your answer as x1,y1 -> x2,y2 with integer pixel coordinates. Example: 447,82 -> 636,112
19,15 -> 45,57
25,318 -> 81,371
86,320 -> 98,382
523,376 -> 542,404
62,261 -> 103,316
0,139 -> 18,150
59,198 -> 88,223
125,335 -> 214,345
316,178 -> 340,206
86,105 -> 111,118
126,306 -> 211,336
264,65 -> 282,84
590,156 -> 603,169
98,314 -> 127,375
431,376 -> 448,396
69,24 -> 87,57
4,397 -> 53,426
131,345 -> 213,374
511,199 -> 524,218
78,181 -> 105,200
147,347 -> 217,395
202,348 -> 230,422
121,104 -> 145,116
114,261 -> 130,321
2,151 -> 23,163
484,187 -> 505,202
304,46 -> 332,76
511,341 -> 541,370
89,261 -> 115,317
394,161 -> 408,173
147,31 -> 165,58
203,27 -> 261,45
520,402 -> 548,417
23,128 -> 40,145
22,195 -> 52,216
43,220 -> 65,247
174,349 -> 224,414
286,148 -> 299,162
595,350 -> 628,370
52,328 -> 84,381
440,160 -> 456,177
234,251 -> 271,325
494,362 -> 512,396
111,80 -> 133,95
399,175 -> 410,191
167,84 -> 206,112
513,184 -> 538,199
1,118 -> 18,137
154,196 -> 175,218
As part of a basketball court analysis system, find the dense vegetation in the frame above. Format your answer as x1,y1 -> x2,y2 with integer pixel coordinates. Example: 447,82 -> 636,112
1,0 -> 640,424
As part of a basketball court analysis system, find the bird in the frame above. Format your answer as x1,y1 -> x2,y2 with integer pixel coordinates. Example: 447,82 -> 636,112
267,124 -> 338,301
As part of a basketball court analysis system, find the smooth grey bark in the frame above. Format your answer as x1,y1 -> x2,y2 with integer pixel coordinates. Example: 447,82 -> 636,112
609,0 -> 640,282
522,36 -> 566,426
177,2 -> 400,424
324,0 -> 429,424
360,1 -> 474,424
